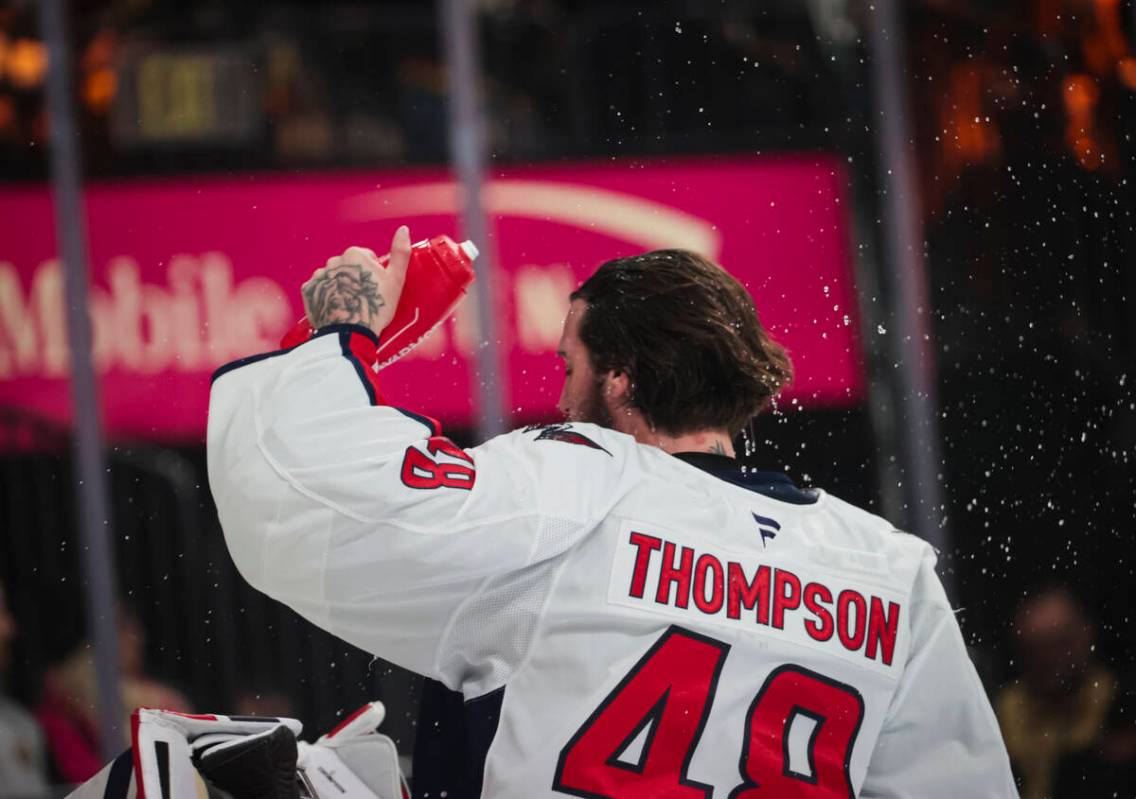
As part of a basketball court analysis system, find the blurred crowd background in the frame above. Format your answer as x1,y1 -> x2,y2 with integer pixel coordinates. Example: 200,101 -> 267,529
0,0 -> 1134,796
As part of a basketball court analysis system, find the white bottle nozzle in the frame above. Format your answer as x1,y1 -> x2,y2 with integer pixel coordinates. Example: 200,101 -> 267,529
459,240 -> 479,261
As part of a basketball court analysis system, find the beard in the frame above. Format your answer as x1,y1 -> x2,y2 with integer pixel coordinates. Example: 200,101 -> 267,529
575,376 -> 614,428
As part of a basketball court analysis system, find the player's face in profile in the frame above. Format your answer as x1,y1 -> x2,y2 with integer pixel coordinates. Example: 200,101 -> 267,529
557,299 -> 613,427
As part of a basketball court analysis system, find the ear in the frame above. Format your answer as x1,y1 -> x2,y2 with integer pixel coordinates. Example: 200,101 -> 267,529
603,369 -> 632,406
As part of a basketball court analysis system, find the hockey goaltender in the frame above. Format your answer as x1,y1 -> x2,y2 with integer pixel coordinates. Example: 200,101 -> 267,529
207,226 -> 1019,798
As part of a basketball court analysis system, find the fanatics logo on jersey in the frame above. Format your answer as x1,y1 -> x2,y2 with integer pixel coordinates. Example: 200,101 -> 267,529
752,513 -> 780,547
529,424 -> 612,455
607,524 -> 906,674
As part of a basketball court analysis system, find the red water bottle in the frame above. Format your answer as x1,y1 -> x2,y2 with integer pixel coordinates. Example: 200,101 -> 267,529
281,234 -> 478,369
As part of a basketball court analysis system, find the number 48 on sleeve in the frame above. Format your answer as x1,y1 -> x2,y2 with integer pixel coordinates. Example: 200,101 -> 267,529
553,626 -> 864,799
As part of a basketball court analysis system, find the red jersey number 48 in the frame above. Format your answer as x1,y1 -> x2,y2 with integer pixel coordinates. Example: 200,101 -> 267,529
553,626 -> 864,799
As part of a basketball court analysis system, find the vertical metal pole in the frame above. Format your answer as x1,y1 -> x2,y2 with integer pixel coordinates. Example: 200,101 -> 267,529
805,0 -> 907,529
846,190 -> 908,528
39,0 -> 125,759
440,0 -> 507,440
867,1 -> 953,589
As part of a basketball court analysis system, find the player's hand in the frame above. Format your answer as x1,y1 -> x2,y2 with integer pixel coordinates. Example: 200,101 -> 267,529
301,225 -> 412,338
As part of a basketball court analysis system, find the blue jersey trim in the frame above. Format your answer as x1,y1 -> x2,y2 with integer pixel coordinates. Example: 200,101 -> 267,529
412,680 -> 503,799
392,406 -> 442,436
466,686 -> 505,796
210,346 -> 294,384
210,323 -> 379,384
338,328 -> 378,406
105,750 -> 134,797
673,452 -> 819,505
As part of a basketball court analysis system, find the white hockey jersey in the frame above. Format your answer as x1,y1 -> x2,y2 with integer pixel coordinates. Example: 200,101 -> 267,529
207,324 -> 1018,799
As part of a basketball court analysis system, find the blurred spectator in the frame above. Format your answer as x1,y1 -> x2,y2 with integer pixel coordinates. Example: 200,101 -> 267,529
397,51 -> 448,161
0,582 -> 49,796
264,38 -> 336,163
116,608 -> 194,717
1052,670 -> 1136,797
233,681 -> 296,719
36,607 -> 193,783
996,586 -> 1126,798
35,644 -> 104,783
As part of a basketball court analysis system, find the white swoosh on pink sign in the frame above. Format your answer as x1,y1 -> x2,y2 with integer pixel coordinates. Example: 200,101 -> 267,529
341,180 -> 723,258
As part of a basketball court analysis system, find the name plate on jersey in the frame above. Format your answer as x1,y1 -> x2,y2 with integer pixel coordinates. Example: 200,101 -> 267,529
606,522 -> 908,677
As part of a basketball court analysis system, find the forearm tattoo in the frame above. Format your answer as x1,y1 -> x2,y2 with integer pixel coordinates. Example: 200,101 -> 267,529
304,264 -> 385,329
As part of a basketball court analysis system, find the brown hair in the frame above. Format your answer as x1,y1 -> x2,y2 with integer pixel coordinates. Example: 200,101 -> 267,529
570,249 -> 792,436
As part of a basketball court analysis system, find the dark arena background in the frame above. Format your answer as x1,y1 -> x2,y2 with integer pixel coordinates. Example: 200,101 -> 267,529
0,0 -> 1133,795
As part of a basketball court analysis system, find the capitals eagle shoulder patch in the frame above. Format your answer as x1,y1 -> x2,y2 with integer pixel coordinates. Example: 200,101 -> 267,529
527,424 -> 612,456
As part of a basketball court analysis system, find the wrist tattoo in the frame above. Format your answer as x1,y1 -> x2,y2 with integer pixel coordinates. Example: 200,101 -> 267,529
304,264 -> 385,329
